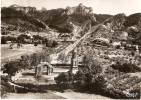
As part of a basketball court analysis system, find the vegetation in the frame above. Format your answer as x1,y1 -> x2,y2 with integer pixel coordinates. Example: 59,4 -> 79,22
1,8 -> 46,31
124,13 -> 141,27
3,61 -> 20,79
3,49 -> 51,78
54,71 -> 75,89
1,35 -> 58,48
111,61 -> 141,73
1,76 -> 14,96
54,47 -> 141,99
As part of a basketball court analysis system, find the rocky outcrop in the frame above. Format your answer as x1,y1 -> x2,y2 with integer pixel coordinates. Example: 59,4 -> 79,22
9,4 -> 36,13
64,3 -> 96,21
104,13 -> 126,30
65,3 -> 93,15
111,13 -> 126,30
41,7 -> 47,12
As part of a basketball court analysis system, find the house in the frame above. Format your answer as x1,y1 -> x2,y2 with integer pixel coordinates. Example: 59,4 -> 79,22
120,31 -> 128,40
112,42 -> 121,47
91,37 -> 110,46
58,33 -> 71,41
131,45 -> 139,52
125,44 -> 139,52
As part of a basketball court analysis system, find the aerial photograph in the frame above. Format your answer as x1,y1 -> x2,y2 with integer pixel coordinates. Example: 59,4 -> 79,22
1,0 -> 141,99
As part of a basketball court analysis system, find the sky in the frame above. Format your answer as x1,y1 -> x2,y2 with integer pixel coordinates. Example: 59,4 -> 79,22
1,0 -> 141,15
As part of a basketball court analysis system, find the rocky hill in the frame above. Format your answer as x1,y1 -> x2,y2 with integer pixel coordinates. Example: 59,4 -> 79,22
1,3 -> 113,33
91,13 -> 141,46
64,3 -> 93,15
2,3 -> 140,46
1,7 -> 46,31
9,4 -> 36,13
44,3 -> 112,33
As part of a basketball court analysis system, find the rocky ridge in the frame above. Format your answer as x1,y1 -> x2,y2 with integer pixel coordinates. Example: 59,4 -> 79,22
9,4 -> 36,13
64,3 -> 96,21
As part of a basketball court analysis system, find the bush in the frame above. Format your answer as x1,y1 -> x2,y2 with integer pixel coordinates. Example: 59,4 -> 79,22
1,76 -> 14,96
54,71 -> 74,89
1,36 -> 7,44
111,61 -> 141,73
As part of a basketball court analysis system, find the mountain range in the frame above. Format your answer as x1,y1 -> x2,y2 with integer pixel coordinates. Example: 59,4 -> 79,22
1,4 -> 112,32
1,3 -> 141,45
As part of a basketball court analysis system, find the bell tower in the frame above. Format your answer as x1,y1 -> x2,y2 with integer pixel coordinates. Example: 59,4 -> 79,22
70,48 -> 78,74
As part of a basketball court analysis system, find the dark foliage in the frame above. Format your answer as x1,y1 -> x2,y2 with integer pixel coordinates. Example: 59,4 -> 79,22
3,50 -> 51,78
1,76 -> 14,96
1,8 -> 46,31
3,61 -> 20,78
124,13 -> 141,27
111,61 -> 141,73
94,14 -> 113,23
54,71 -> 75,89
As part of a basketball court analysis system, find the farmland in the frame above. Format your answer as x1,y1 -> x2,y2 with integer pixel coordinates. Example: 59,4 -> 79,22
1,44 -> 43,68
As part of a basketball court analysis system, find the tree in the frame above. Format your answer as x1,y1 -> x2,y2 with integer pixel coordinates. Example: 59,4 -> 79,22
3,62 -> 19,79
1,36 -> 7,44
54,71 -> 74,89
93,75 -> 107,93
34,42 -> 38,47
52,40 -> 58,47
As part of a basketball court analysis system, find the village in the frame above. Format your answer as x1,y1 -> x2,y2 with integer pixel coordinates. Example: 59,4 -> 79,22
1,19 -> 141,99
1,1 -> 141,99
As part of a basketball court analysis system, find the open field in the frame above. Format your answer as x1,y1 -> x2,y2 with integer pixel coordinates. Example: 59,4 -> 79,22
12,67 -> 69,84
1,44 -> 43,67
1,44 -> 43,59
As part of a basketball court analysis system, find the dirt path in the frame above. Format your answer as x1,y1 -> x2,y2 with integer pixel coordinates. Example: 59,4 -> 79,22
3,92 -> 65,99
54,91 -> 111,99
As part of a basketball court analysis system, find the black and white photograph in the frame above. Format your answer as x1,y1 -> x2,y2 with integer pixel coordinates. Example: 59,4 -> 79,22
1,0 -> 141,99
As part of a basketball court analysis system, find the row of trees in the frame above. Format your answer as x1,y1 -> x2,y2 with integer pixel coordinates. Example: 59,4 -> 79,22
1,35 -> 58,48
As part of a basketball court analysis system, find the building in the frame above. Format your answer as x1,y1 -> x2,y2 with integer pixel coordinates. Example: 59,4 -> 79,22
120,31 -> 128,40
70,49 -> 78,74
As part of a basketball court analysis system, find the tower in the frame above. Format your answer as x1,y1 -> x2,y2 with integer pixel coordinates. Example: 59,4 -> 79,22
35,64 -> 42,76
70,48 -> 78,74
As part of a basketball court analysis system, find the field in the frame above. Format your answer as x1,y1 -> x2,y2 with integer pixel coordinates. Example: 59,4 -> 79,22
12,68 -> 69,84
1,44 -> 43,67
